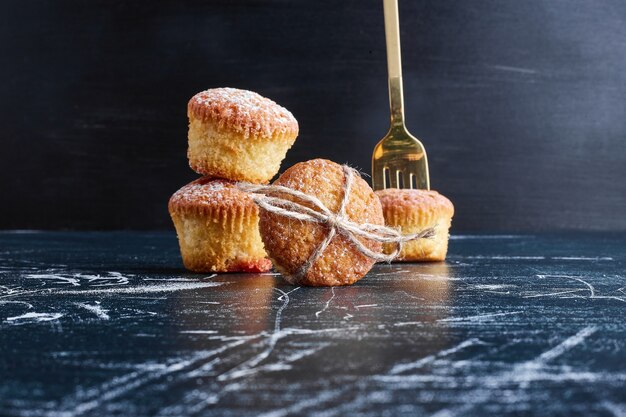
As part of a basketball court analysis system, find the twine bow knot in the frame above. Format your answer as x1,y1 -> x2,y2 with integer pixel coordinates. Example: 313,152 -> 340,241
237,165 -> 435,282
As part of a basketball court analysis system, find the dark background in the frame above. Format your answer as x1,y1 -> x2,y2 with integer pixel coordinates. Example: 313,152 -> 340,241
1,0 -> 625,232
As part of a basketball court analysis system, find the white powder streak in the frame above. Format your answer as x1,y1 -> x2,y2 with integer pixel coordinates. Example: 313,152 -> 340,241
75,303 -> 110,320
6,312 -> 64,324
52,282 -> 225,295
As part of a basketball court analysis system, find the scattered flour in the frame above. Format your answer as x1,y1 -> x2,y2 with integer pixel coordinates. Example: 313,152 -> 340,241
76,302 -> 110,320
6,312 -> 64,325
52,282 -> 225,295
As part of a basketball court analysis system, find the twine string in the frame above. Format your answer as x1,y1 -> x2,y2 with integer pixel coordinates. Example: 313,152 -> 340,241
237,165 -> 435,281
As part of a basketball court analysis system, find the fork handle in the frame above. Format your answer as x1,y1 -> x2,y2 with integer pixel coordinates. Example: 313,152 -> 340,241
383,0 -> 405,127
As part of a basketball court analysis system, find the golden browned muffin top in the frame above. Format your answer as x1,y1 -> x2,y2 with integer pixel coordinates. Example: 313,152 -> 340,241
259,158 -> 384,286
375,188 -> 454,217
168,177 -> 256,215
187,87 -> 299,140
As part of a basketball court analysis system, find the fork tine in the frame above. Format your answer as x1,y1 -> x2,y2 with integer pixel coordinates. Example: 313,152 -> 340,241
387,168 -> 399,188
396,170 -> 404,188
404,171 -> 414,189
382,166 -> 390,189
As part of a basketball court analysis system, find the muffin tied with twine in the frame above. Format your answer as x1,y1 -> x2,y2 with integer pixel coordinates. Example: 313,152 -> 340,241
239,159 -> 435,286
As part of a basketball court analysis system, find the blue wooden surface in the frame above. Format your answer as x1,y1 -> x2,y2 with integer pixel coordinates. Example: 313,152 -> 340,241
0,232 -> 624,416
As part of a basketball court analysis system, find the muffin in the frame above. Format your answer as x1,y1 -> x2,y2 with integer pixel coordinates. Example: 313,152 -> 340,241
375,189 -> 454,261
187,88 -> 299,183
168,177 -> 272,272
258,159 -> 385,286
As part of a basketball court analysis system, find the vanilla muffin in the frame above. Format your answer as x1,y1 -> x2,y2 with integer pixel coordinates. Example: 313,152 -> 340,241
187,88 -> 299,183
375,189 -> 454,261
258,159 -> 385,286
168,178 -> 272,273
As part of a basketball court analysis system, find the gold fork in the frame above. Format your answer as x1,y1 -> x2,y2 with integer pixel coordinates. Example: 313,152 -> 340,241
372,0 -> 430,191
